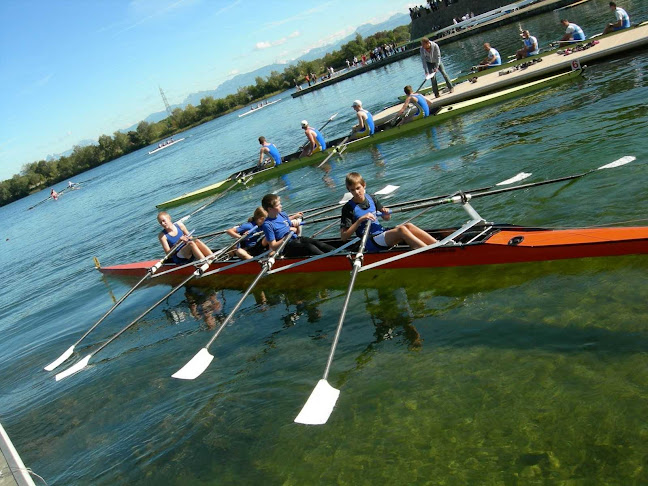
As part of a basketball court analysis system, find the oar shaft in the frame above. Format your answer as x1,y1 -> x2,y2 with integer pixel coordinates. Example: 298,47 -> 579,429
74,272 -> 149,344
93,271 -> 197,356
204,231 -> 293,349
322,222 -> 372,380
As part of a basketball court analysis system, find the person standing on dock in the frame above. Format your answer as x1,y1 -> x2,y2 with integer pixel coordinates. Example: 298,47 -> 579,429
258,136 -> 282,168
603,2 -> 630,34
419,37 -> 454,98
397,85 -> 433,122
300,120 -> 326,157
560,19 -> 586,42
516,30 -> 539,59
350,100 -> 375,140
477,42 -> 502,71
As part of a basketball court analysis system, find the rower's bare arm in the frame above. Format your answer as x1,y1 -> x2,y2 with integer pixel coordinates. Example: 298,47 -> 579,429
158,233 -> 171,253
226,227 -> 240,239
178,222 -> 191,239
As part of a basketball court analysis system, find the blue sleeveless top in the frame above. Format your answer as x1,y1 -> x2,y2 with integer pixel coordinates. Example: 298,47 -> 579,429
307,127 -> 327,150
412,93 -> 430,117
164,223 -> 185,247
347,194 -> 384,238
264,143 -> 281,166
358,109 -> 375,134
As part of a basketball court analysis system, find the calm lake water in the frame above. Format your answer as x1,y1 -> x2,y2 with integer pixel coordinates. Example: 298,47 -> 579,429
2,1 -> 648,484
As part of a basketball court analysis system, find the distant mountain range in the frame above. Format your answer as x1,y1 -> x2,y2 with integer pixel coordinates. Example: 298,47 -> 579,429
131,12 -> 409,128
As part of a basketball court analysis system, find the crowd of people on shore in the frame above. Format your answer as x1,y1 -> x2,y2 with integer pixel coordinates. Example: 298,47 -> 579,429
295,42 -> 405,91
410,0 -> 456,20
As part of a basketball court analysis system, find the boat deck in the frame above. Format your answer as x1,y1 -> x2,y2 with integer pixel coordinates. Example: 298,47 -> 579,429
0,424 -> 35,486
375,22 -> 648,125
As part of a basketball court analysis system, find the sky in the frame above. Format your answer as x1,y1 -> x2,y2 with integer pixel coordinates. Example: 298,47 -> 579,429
0,0 -> 415,181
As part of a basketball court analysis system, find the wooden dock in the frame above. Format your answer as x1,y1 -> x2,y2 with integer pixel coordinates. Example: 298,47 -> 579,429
374,22 -> 648,125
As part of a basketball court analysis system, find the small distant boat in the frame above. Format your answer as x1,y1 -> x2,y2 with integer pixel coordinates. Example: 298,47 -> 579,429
148,138 -> 185,155
238,98 -> 282,118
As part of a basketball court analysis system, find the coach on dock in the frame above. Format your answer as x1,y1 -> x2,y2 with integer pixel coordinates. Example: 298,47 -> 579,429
420,37 -> 454,98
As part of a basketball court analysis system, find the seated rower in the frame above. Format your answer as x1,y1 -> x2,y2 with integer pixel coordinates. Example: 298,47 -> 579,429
516,30 -> 539,59
340,172 -> 437,252
603,2 -> 630,35
397,85 -> 433,122
261,193 -> 335,258
349,100 -> 375,141
226,207 -> 268,260
560,19 -> 586,42
258,136 -> 282,169
50,188 -> 59,200
157,211 -> 213,264
477,42 -> 501,71
300,120 -> 326,157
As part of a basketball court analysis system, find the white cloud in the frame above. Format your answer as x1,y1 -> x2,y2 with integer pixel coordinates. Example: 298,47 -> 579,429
255,36 -> 290,50
289,31 -> 300,38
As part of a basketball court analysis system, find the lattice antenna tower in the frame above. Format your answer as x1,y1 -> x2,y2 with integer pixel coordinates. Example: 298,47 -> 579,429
159,86 -> 173,118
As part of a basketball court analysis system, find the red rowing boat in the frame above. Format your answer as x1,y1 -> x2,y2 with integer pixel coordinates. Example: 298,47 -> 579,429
98,223 -> 648,283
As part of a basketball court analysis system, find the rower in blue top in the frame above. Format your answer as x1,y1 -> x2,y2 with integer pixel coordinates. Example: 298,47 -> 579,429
349,100 -> 374,141
396,85 -> 433,124
340,172 -> 437,253
226,206 -> 268,260
560,19 -> 586,42
603,2 -> 630,34
300,120 -> 326,157
477,42 -> 501,71
157,211 -> 213,264
258,136 -> 282,168
261,193 -> 335,257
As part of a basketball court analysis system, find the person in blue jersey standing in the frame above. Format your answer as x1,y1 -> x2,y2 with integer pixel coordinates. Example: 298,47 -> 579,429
257,136 -> 282,169
261,193 -> 335,257
477,42 -> 501,71
397,85 -> 433,123
300,120 -> 326,157
340,172 -> 437,253
560,19 -> 586,42
420,37 -> 454,98
603,2 -> 630,34
157,211 -> 213,264
349,100 -> 375,140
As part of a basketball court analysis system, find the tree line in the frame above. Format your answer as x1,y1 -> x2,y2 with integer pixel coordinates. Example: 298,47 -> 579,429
1,25 -> 410,207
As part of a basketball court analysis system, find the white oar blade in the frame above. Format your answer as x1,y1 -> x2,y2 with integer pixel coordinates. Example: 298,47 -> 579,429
598,156 -> 635,170
339,192 -> 353,204
294,379 -> 340,425
44,345 -> 75,371
497,172 -> 532,186
55,355 -> 91,381
375,184 -> 400,195
172,348 -> 214,380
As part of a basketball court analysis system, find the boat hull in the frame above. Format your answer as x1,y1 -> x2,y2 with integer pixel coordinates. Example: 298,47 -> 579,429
155,69 -> 582,209
99,226 -> 648,284
148,138 -> 185,155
